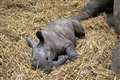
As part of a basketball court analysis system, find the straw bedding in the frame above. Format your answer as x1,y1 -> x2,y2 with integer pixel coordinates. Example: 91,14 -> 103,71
0,0 -> 119,80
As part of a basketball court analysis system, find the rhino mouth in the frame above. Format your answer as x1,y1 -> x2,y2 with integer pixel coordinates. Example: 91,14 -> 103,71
31,60 -> 41,70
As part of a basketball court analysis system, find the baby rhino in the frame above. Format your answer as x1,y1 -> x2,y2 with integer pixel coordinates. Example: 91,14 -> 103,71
26,18 -> 85,73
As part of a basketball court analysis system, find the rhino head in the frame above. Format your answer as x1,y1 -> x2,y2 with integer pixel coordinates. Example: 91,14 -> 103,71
26,31 -> 53,73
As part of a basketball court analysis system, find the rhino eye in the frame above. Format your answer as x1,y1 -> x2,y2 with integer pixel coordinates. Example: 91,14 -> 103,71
46,57 -> 48,60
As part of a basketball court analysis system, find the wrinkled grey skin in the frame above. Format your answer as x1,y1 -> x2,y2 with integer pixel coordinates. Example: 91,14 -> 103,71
72,0 -> 120,73
26,18 -> 85,73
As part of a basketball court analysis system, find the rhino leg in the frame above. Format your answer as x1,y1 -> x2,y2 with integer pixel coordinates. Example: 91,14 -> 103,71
72,0 -> 113,21
111,38 -> 120,73
71,19 -> 85,38
65,45 -> 79,61
52,55 -> 68,67
114,0 -> 120,35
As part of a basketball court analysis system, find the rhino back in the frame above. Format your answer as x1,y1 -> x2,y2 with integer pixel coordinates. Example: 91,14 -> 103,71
42,19 -> 76,54
47,18 -> 76,43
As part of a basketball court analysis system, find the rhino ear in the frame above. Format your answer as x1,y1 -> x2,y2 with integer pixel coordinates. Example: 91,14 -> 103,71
36,31 -> 44,43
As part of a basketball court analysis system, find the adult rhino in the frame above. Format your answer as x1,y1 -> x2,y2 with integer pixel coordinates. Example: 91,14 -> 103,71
72,0 -> 120,73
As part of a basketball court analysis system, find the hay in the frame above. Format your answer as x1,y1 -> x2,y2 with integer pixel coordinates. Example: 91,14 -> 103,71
0,0 -> 119,80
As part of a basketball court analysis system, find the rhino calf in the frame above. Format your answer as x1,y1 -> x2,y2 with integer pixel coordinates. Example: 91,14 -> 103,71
26,18 -> 85,73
